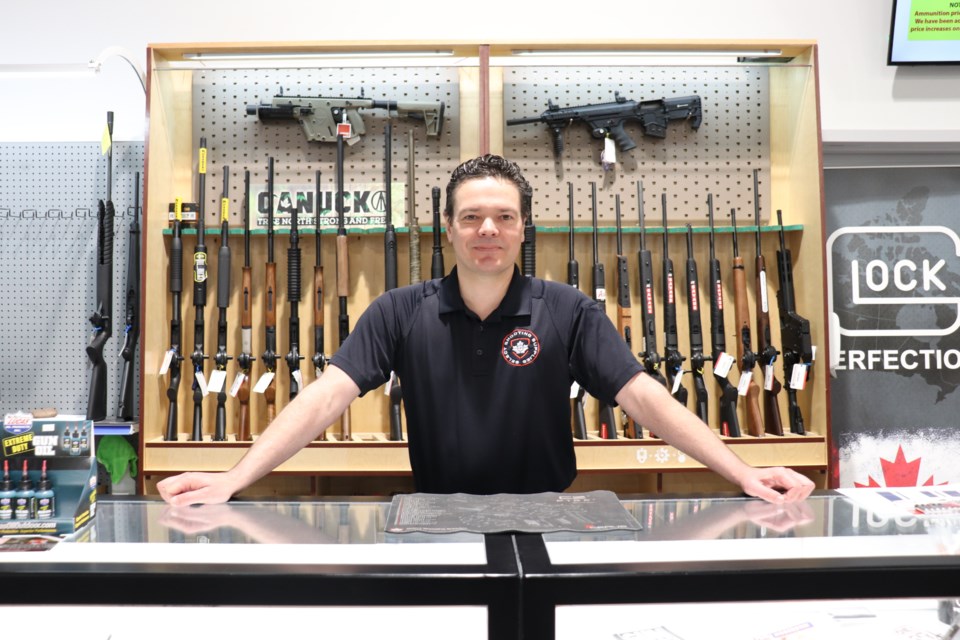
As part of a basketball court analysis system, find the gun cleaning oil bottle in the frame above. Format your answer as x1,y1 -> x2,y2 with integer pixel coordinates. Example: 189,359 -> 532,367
35,460 -> 55,519
0,460 -> 15,520
14,459 -> 35,519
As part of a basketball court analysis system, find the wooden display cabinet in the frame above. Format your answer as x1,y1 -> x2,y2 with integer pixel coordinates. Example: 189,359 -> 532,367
139,40 -> 828,494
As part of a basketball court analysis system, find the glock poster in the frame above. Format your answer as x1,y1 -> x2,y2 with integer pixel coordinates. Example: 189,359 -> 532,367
825,167 -> 960,488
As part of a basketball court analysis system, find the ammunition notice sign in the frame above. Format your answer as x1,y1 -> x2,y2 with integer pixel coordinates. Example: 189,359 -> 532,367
825,167 -> 960,488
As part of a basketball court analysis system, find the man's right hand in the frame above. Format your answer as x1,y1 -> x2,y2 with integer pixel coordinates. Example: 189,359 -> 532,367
156,471 -> 239,506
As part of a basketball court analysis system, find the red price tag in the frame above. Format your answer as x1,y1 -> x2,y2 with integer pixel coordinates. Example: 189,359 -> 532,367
337,122 -> 352,138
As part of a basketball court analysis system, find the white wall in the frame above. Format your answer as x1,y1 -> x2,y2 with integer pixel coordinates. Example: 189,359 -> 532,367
1,0 -> 959,144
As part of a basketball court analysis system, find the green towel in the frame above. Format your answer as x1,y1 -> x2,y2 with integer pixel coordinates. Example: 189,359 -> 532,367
95,436 -> 138,484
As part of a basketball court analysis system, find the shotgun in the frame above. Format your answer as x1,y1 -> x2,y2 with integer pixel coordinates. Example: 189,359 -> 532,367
567,183 -> 588,440
752,170 -> 784,435
590,182 -> 617,439
731,207 -> 764,437
213,166 -> 232,441
707,195 -> 741,437
236,170 -> 255,440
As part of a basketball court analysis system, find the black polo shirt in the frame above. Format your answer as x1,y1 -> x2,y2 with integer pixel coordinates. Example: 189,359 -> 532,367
330,266 -> 643,494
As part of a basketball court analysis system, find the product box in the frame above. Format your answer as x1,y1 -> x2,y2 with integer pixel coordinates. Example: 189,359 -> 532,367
0,412 -> 97,536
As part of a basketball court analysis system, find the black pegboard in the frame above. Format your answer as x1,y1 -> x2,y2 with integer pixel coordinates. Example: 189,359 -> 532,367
0,142 -> 144,417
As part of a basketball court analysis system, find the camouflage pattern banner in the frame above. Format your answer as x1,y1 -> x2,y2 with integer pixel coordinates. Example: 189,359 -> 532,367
825,167 -> 960,488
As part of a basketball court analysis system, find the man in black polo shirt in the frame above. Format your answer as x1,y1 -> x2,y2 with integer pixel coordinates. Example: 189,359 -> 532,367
159,155 -> 813,505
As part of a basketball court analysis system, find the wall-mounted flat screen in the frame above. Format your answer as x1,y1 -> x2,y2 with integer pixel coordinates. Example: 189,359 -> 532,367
888,0 -> 960,64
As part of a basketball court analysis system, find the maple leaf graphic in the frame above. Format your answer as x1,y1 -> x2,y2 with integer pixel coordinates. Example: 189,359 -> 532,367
853,445 -> 946,488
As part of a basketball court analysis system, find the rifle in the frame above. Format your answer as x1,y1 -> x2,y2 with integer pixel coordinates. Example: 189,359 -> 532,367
117,171 -> 140,421
685,224 -> 710,424
731,208 -> 764,437
312,170 -> 330,441
164,198 -> 185,441
776,210 -> 812,435
408,131 -> 421,285
589,182 -> 617,439
707,195 -> 741,437
615,194 -> 639,438
261,157 -> 279,427
335,134 -> 352,439
86,111 -> 114,422
236,170 -> 255,441
384,124 -> 403,442
285,170 -> 304,404
567,183 -> 587,440
752,170 -> 784,436
636,181 -> 667,389
247,91 -> 445,146
431,186 -> 444,279
506,92 -> 702,159
190,138 -> 209,441
213,166 -> 232,441
661,194 -> 688,406
522,193 -> 536,277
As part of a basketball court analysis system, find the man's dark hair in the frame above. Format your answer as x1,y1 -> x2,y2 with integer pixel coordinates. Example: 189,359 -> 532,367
444,154 -> 533,222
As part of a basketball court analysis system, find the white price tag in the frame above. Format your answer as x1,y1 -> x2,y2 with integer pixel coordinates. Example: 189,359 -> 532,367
671,370 -> 685,395
159,349 -> 174,375
570,381 -> 581,399
790,364 -> 808,390
601,137 -> 617,169
207,369 -> 227,393
293,369 -> 303,390
253,371 -> 275,394
229,372 -> 246,398
713,352 -> 735,378
764,364 -> 775,391
595,287 -> 607,302
811,345 -> 817,361
737,371 -> 753,396
194,370 -> 210,396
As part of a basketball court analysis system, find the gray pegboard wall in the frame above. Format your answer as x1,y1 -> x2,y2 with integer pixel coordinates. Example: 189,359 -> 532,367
0,142 -> 144,417
502,64 -> 772,225
190,66 -> 461,228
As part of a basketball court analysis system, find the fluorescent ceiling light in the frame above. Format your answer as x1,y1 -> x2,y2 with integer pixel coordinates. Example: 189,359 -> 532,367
163,50 -> 466,70
510,48 -> 784,57
500,48 -> 789,67
0,46 -> 145,93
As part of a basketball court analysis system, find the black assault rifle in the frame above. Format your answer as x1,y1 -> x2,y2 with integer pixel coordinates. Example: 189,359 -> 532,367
117,171 -> 140,421
408,131 -> 422,285
776,210 -> 812,435
507,92 -> 702,159
707,195 -> 741,437
312,170 -> 330,441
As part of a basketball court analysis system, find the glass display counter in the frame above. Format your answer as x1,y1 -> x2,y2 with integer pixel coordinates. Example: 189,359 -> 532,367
3,492 -> 959,639
0,496 -> 520,640
516,493 -> 960,639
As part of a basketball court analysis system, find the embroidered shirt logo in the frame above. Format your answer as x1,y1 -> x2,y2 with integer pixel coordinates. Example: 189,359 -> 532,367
501,329 -> 540,367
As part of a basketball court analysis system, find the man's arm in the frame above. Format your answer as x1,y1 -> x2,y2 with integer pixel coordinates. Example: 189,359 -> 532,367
157,365 -> 360,505
615,372 -> 814,503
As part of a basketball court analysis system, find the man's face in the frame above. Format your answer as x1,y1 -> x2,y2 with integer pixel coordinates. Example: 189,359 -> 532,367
446,176 -> 524,278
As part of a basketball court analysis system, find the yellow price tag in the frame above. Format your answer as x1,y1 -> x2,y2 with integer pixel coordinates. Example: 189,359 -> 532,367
100,124 -> 112,155
174,197 -> 183,222
220,197 -> 229,222
199,147 -> 207,174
